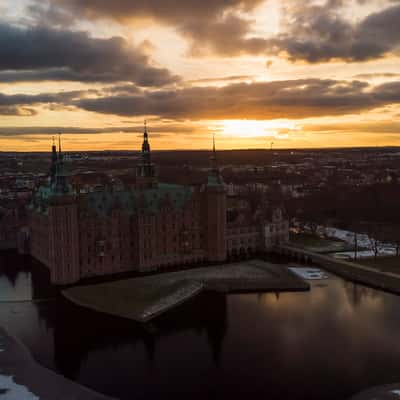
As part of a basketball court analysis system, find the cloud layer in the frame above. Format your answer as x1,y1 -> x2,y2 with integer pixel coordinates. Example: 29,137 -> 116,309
33,0 -> 400,61
0,23 -> 178,86
73,79 -> 400,120
36,0 -> 268,56
4,78 -> 399,120
269,2 -> 400,63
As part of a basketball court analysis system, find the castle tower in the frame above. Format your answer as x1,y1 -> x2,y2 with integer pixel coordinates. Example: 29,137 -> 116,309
136,121 -> 157,189
53,134 -> 68,194
49,136 -> 58,185
203,134 -> 227,262
47,135 -> 80,284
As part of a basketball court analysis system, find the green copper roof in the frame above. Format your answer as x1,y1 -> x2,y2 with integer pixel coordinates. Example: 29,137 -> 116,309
28,181 -> 76,215
30,182 -> 194,217
80,183 -> 193,217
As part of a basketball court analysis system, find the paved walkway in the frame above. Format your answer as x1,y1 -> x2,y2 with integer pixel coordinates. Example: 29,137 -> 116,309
63,260 -> 309,322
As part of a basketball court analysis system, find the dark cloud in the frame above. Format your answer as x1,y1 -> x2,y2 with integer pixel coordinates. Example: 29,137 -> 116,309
179,12 -> 268,56
268,2 -> 400,62
0,124 -> 198,136
40,0 -> 266,56
0,23 -> 179,86
0,106 -> 37,116
32,0 -> 400,61
73,79 -> 400,120
48,0 -> 262,26
0,90 -> 84,116
5,78 -> 400,121
27,2 -> 75,28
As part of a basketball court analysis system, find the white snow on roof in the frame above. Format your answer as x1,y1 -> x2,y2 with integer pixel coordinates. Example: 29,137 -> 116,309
0,375 -> 39,400
391,390 -> 400,396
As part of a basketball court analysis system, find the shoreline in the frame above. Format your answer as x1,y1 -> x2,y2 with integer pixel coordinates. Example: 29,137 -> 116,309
279,245 -> 400,296
0,327 -> 116,400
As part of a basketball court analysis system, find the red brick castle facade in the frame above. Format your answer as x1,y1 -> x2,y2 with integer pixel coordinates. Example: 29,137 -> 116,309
28,127 -> 288,285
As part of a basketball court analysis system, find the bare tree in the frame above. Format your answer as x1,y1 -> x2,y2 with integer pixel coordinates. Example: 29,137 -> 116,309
365,222 -> 381,260
354,231 -> 358,260
379,224 -> 400,257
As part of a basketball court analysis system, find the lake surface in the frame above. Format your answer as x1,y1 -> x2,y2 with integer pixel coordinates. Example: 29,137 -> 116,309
1,251 -> 400,400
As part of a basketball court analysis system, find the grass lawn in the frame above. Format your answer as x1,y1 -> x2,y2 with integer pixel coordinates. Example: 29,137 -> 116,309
357,256 -> 400,274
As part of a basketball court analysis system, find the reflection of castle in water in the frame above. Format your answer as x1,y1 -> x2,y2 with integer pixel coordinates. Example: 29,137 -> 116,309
0,250 -> 57,300
37,292 -> 228,380
0,251 -> 38,288
0,252 -> 58,301
342,280 -> 380,307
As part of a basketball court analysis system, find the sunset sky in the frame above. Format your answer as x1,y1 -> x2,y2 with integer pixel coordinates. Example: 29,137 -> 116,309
1,0 -> 400,151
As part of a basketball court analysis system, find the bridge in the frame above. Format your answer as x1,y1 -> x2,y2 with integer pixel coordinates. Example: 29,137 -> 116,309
276,244 -> 400,295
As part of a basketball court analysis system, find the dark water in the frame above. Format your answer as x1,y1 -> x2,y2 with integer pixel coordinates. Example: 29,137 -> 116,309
1,251 -> 400,400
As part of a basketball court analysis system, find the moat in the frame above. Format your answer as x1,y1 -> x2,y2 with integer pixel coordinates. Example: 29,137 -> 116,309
2,251 -> 400,400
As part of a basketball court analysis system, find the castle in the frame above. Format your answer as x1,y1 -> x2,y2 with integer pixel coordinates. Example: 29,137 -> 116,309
28,127 -> 288,285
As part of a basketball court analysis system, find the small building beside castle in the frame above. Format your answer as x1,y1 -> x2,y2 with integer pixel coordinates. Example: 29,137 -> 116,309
27,127 -> 289,285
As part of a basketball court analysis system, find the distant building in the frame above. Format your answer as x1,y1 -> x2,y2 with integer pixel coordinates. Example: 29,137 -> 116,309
27,127 -> 289,285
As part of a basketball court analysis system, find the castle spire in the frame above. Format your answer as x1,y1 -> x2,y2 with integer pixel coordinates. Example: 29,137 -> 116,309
53,133 -> 68,193
142,120 -> 150,154
50,136 -> 58,184
211,132 -> 217,165
213,132 -> 216,155
136,121 -> 156,187
208,133 -> 223,186
58,133 -> 63,159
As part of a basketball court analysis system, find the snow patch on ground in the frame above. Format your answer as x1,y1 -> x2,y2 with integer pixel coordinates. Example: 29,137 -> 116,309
391,389 -> 400,396
325,227 -> 397,258
0,375 -> 39,400
289,267 -> 328,280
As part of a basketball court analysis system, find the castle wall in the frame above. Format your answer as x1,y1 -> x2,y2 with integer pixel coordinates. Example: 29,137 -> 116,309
29,211 -> 50,266
47,199 -> 80,285
203,186 -> 227,262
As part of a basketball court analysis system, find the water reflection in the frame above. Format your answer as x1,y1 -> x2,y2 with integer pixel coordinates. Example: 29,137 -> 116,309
50,293 -> 228,380
0,251 -> 56,301
2,254 -> 400,399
